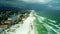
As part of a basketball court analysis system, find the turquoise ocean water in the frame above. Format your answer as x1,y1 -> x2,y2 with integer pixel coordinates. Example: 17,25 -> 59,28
34,10 -> 60,34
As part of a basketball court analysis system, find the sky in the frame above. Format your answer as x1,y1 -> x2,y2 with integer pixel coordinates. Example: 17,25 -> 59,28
21,0 -> 60,10
22,0 -> 52,4
0,0 -> 60,10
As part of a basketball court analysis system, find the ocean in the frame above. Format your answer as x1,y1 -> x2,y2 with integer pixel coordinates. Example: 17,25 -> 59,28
33,10 -> 60,34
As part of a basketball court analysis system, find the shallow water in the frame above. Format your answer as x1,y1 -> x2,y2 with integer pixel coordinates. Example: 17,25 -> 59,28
34,10 -> 60,34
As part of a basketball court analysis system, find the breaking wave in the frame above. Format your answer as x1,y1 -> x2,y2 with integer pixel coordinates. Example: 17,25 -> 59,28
1,10 -> 60,34
33,10 -> 60,34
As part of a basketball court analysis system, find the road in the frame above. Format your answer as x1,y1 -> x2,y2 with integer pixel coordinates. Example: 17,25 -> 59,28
2,11 -> 36,34
13,11 -> 35,34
